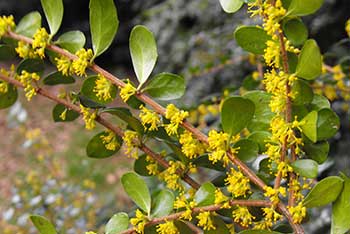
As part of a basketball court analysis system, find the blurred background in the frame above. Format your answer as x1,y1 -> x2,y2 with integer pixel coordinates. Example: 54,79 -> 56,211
0,0 -> 349,233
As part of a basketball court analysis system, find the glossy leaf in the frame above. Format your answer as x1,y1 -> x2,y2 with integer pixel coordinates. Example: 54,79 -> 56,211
291,159 -> 318,178
219,0 -> 244,13
303,141 -> 329,164
192,155 -> 225,171
300,111 -> 317,143
295,39 -> 322,80
55,31 -> 86,53
0,45 -> 16,60
304,176 -> 344,208
121,172 -> 151,214
81,76 -> 117,104
40,0 -> 63,36
144,73 -> 185,100
291,79 -> 314,105
205,216 -> 230,234
234,139 -> 259,162
0,84 -> 18,109
316,108 -> 340,141
221,96 -> 255,136
89,0 -> 119,58
15,11 -> 42,37
248,131 -> 272,153
86,131 -> 122,158
239,230 -> 282,234
151,190 -> 175,218
194,182 -> 216,207
105,213 -> 129,234
16,58 -> 45,74
52,104 -> 79,122
287,0 -> 324,16
174,221 -> 195,233
331,174 -> 350,234
30,215 -> 57,234
234,26 -> 272,54
130,25 -> 158,87
43,71 -> 75,85
310,94 -> 330,110
134,154 -> 152,176
283,18 -> 308,46
79,95 -> 106,109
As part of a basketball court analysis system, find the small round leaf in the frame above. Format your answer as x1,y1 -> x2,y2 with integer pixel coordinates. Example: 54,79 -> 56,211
234,26 -> 272,54
86,131 -> 122,158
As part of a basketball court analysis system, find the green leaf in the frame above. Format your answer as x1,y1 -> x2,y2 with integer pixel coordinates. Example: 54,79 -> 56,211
174,221 -> 195,233
43,71 -> 75,85
304,176 -> 344,208
300,111 -> 317,143
52,104 -> 79,122
16,58 -> 45,74
234,139 -> 259,162
219,0 -> 244,13
194,182 -> 216,207
221,96 -> 255,136
40,0 -> 63,36
234,26 -> 272,54
89,0 -> 119,58
287,0 -> 324,16
55,31 -> 86,53
0,84 -> 18,109
291,159 -> 318,178
295,39 -> 322,80
79,95 -> 106,109
248,131 -> 272,153
205,216 -> 230,234
121,172 -> 151,214
316,108 -> 340,141
105,212 -> 129,234
244,91 -> 274,131
101,107 -> 144,134
30,215 -> 57,234
130,25 -> 158,87
15,11 -> 42,37
86,131 -> 122,158
310,94 -> 330,111
239,230 -> 282,234
283,18 -> 308,46
0,45 -> 16,60
332,174 -> 350,234
291,79 -> 314,105
81,76 -> 117,104
143,73 -> 185,100
151,189 -> 175,218
192,155 -> 225,171
134,154 -> 152,176
303,141 -> 329,164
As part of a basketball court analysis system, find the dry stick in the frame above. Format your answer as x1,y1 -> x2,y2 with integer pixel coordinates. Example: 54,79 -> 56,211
4,31 -> 303,233
120,200 -> 272,234
0,73 -> 200,190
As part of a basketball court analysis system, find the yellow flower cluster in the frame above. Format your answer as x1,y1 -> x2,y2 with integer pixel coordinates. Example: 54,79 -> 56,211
72,48 -> 93,77
139,105 -> 160,131
159,161 -> 185,191
100,130 -> 119,151
0,15 -> 15,37
346,19 -> 350,37
174,193 -> 196,221
264,186 -> 286,205
119,80 -> 136,102
207,130 -> 229,164
225,168 -> 250,198
16,70 -> 40,100
262,0 -> 286,38
80,104 -> 96,130
16,41 -> 36,58
55,55 -> 73,76
122,130 -> 139,158
145,155 -> 159,175
214,188 -> 229,208
32,28 -> 49,58
232,206 -> 255,227
0,80 -> 8,93
156,221 -> 179,234
164,104 -> 189,135
93,74 -> 113,101
264,40 -> 281,68
130,209 -> 148,234
196,211 -> 216,230
261,207 -> 282,228
179,130 -> 205,159
288,202 -> 306,224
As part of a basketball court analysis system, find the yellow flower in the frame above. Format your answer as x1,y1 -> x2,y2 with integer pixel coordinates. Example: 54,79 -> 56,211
16,70 -> 41,100
0,81 -> 8,93
122,130 -> 139,158
196,211 -> 216,230
72,48 -> 93,77
85,231 -> 97,234
130,209 -> 148,234
288,202 -> 306,224
55,55 -> 73,76
207,130 -> 230,164
262,0 -> 286,37
100,130 -> 119,151
261,207 -> 282,227
93,74 -> 113,101
0,15 -> 15,37
179,130 -> 205,159
159,161 -> 185,191
277,161 -> 293,178
15,41 -> 36,58
80,104 -> 96,130
346,19 -> 350,37
232,206 -> 255,227
119,80 -> 136,102
264,40 -> 280,68
32,28 -> 49,58
264,186 -> 286,205
225,168 -> 250,198
164,104 -> 189,135
214,188 -> 230,208
156,221 -> 179,234
139,105 -> 160,131
146,162 -> 158,176
59,108 -> 67,120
